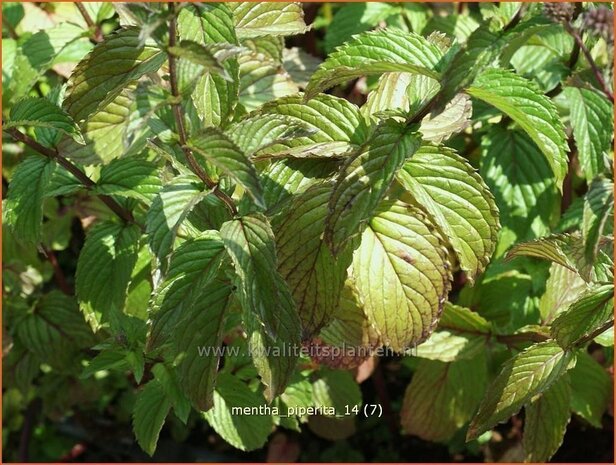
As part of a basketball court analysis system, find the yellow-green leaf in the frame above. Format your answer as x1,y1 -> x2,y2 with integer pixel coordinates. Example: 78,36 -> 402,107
352,202 -> 452,352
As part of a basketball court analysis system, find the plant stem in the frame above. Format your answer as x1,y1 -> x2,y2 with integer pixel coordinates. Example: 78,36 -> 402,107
42,246 -> 73,295
2,16 -> 18,40
495,331 -> 551,346
75,3 -> 103,43
574,319 -> 614,348
4,127 -> 138,226
561,137 -> 577,212
565,23 -> 614,102
166,2 -> 237,216
546,42 -> 581,98
398,3 -> 414,32
503,4 -> 526,32
18,398 -> 41,462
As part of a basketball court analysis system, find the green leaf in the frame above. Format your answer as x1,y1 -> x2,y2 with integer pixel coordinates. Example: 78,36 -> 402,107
551,284 -> 614,349
238,50 -> 299,112
58,86 -> 139,165
126,350 -> 145,384
282,47 -> 322,88
397,144 -> 499,280
63,27 -> 165,123
244,36 -> 284,62
178,3 -> 239,128
4,344 -> 40,394
275,183 -> 352,336
467,341 -> 576,440
192,64 -> 239,129
467,69 -> 568,189
148,231 -> 226,351
172,42 -> 241,96
178,3 -> 237,44
75,221 -> 141,330
509,26 -> 572,92
362,72 -> 419,119
220,215 -> 301,399
97,157 -> 162,203
5,156 -> 56,243
247,318 -> 299,402
539,263 -> 588,324
16,291 -> 95,369
415,303 -> 490,362
564,86 -> 613,181
168,39 -> 226,74
228,2 -> 308,39
460,267 -> 545,331
326,120 -> 421,255
146,176 -> 209,262
440,16 -> 553,102
151,363 -> 191,424
480,126 -> 559,253
278,376 -> 313,423
187,128 -> 264,208
352,202 -> 452,352
360,31 -> 448,122
319,278 -> 381,350
423,13 -> 480,43
184,195 -> 233,233
582,178 -> 614,262
204,373 -> 274,451
133,379 -> 171,456
569,351 -> 612,427
507,233 -> 589,279
305,29 -> 444,99
398,3 -> 431,33
522,376 -> 571,462
594,328 -> 614,347
173,283 -> 231,411
312,369 -> 362,415
261,159 -> 336,212
324,2 -> 399,53
32,85 -> 68,147
2,38 -> 18,102
437,23 -> 503,103
81,349 -> 130,379
419,93 -> 472,143
557,197 -> 584,233
227,113 -> 311,156
220,214 -> 300,342
441,302 -> 492,331
5,97 -> 82,143
401,356 -> 487,442
257,93 -> 367,158
6,22 -> 92,103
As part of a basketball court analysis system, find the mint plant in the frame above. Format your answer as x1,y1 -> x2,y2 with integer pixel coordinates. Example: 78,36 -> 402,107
3,2 -> 613,462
